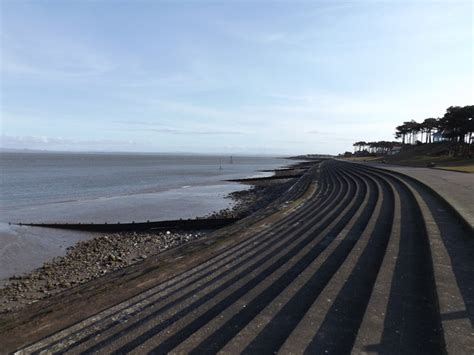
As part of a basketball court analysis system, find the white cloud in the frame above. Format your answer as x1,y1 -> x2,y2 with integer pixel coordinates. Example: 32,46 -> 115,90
112,122 -> 246,136
1,32 -> 114,80
0,135 -> 138,151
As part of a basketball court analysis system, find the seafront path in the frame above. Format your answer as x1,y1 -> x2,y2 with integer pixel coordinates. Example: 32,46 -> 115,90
366,162 -> 474,231
2,159 -> 473,354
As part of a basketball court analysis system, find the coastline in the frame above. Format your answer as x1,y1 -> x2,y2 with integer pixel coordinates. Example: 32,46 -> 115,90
0,161 -> 306,314
0,154 -> 297,286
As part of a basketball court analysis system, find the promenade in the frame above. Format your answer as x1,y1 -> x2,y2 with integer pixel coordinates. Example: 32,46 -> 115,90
4,160 -> 473,354
368,163 -> 474,230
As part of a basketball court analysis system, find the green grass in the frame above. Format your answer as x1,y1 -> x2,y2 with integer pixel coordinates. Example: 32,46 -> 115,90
340,143 -> 474,172
383,142 -> 474,171
386,154 -> 474,168
436,165 -> 474,173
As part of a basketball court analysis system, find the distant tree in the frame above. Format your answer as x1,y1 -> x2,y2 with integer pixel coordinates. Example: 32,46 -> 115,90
410,121 -> 422,144
395,124 -> 410,144
358,105 -> 472,158
397,120 -> 420,144
461,106 -> 474,148
353,141 -> 365,152
440,105 -> 474,155
422,118 -> 439,143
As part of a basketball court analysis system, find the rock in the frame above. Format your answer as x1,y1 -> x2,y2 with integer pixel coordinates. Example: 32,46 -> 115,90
1,227 -> 212,314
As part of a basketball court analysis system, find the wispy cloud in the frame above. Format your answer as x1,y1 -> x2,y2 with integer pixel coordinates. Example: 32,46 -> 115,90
1,31 -> 114,80
305,130 -> 357,142
0,135 -> 138,150
112,121 -> 245,136
215,2 -> 355,47
1,1 -> 471,155
148,128 -> 244,135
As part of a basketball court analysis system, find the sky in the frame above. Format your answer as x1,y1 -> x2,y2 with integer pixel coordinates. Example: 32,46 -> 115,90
0,0 -> 472,155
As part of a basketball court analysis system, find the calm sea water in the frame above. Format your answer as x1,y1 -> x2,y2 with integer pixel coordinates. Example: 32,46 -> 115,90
0,152 -> 294,283
1,152 -> 291,211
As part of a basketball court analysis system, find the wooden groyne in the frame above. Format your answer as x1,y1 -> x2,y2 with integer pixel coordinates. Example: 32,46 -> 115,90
14,218 -> 239,233
11,164 -> 308,234
226,174 -> 303,183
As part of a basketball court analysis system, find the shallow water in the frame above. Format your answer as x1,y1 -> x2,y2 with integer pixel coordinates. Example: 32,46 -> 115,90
0,152 -> 283,211
0,223 -> 96,286
0,152 -> 294,284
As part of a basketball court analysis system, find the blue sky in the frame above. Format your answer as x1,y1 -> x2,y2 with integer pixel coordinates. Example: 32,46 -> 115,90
1,0 -> 472,155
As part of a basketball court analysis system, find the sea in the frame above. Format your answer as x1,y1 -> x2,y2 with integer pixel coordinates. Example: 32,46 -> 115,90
0,151 -> 295,284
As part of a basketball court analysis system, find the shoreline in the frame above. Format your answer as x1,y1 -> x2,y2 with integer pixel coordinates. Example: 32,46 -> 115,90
0,162 -> 307,314
2,161 -> 473,353
0,156 -> 299,287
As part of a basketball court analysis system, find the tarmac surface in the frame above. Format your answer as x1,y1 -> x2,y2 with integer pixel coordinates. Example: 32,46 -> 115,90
2,160 -> 473,354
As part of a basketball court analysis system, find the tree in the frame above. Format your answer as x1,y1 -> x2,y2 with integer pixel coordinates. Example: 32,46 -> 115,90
395,124 -> 410,144
422,118 -> 439,143
399,120 -> 421,144
440,106 -> 474,155
353,141 -> 365,152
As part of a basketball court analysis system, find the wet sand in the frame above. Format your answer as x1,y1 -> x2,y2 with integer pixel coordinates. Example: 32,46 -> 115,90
0,224 -> 96,287
0,184 -> 245,287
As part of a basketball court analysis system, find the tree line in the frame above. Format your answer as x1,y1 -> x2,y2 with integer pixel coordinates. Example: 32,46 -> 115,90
395,106 -> 473,146
353,141 -> 401,154
352,105 -> 473,156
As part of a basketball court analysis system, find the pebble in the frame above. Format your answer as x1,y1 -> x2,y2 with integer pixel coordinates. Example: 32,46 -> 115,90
0,230 -> 205,314
0,179 -> 289,314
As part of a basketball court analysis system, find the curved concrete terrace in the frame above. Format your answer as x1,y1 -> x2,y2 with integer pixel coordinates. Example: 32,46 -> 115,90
362,162 -> 474,232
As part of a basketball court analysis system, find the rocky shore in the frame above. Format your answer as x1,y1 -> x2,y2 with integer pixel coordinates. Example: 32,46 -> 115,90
0,230 -> 204,313
208,179 -> 297,219
0,171 -> 300,314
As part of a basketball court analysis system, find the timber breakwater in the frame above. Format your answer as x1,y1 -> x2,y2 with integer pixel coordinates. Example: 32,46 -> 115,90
3,160 -> 473,353
14,218 -> 239,233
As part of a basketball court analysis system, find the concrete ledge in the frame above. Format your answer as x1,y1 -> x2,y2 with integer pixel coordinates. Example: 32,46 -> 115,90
368,164 -> 474,234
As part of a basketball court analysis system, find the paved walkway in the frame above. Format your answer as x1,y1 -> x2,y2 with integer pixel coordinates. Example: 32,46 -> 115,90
367,163 -> 474,230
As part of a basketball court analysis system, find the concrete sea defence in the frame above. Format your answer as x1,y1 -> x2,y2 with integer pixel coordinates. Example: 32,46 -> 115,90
2,160 -> 472,353
0,162 -> 310,314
